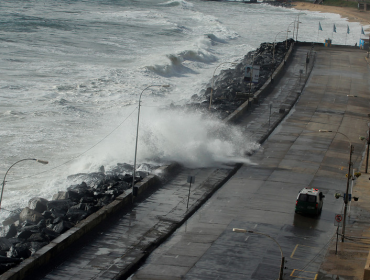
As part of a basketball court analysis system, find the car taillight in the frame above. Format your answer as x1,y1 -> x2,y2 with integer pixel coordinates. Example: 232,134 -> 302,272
315,203 -> 318,209
296,200 -> 298,205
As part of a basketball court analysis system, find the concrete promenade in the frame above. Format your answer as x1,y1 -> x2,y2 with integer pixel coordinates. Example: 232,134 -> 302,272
130,46 -> 370,280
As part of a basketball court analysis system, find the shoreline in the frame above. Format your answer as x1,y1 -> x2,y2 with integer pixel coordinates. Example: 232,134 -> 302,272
291,1 -> 370,32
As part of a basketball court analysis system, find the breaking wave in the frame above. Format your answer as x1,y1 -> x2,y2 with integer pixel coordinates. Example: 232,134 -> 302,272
158,0 -> 194,9
146,49 -> 216,77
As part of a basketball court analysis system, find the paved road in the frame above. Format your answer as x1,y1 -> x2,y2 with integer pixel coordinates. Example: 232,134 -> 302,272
26,45 -> 314,280
130,46 -> 370,280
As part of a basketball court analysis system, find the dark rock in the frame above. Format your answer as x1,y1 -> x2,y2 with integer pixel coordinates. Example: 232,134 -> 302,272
0,255 -> 21,264
0,263 -> 19,275
49,208 -> 66,219
42,211 -> 52,219
53,221 -> 74,234
135,171 -> 148,179
67,172 -> 105,185
65,208 -> 88,223
20,221 -> 35,227
42,228 -> 60,241
29,241 -> 48,256
19,207 -> 43,224
80,197 -> 95,204
111,163 -> 133,174
65,190 -> 82,203
85,205 -> 100,215
52,217 -> 65,224
28,197 -> 48,213
70,203 -> 89,211
52,191 -> 69,200
7,238 -> 23,246
93,190 -> 105,199
47,200 -> 73,212
96,195 -> 113,207
20,224 -> 39,231
119,174 -> 133,183
28,232 -> 49,243
0,238 -> 14,251
68,182 -> 94,199
2,208 -> 21,226
1,224 -> 17,239
17,230 -> 33,240
37,219 -> 46,229
7,243 -> 31,259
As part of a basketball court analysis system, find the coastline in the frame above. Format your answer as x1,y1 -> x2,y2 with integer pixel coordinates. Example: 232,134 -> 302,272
291,1 -> 370,31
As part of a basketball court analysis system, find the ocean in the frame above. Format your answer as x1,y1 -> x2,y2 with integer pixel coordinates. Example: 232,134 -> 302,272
0,0 -> 362,221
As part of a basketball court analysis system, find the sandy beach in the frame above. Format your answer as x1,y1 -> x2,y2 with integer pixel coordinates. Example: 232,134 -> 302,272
292,2 -> 370,31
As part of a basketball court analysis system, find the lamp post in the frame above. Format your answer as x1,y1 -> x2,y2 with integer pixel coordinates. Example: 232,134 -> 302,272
319,130 -> 353,242
285,30 -> 291,49
1,158 -> 48,209
233,228 -> 284,280
209,62 -> 238,110
286,22 -> 296,49
132,85 -> 170,199
295,13 -> 306,41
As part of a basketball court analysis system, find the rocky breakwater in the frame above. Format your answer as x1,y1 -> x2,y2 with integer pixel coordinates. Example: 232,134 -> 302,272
187,39 -> 294,119
0,162 -> 157,274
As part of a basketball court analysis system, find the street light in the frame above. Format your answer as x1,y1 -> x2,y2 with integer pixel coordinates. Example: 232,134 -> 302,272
319,130 -> 353,242
285,30 -> 291,49
1,158 -> 49,209
295,13 -> 306,41
287,21 -> 302,48
286,22 -> 296,49
132,84 -> 170,199
209,62 -> 238,110
233,228 -> 284,280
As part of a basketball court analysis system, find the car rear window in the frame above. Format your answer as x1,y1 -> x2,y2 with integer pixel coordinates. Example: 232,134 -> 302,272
298,194 -> 316,202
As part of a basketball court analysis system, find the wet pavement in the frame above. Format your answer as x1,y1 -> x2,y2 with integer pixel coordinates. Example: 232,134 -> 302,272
17,45 -> 370,280
130,46 -> 370,280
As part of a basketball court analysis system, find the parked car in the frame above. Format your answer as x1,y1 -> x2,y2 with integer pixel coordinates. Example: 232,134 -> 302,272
295,188 -> 325,215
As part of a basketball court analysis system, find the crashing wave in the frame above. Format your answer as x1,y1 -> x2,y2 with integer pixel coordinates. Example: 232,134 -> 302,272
146,49 -> 216,77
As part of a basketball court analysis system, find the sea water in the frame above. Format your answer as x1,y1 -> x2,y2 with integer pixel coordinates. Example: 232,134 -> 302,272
0,0 -> 363,220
